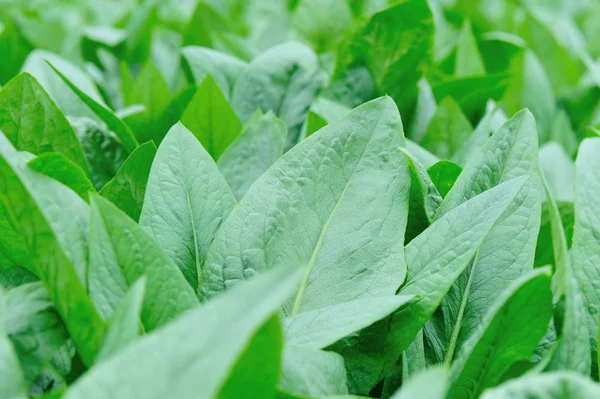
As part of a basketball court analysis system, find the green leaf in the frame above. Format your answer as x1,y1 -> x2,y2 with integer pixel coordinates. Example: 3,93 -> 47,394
430,111 -> 541,365
534,200 -> 574,268
0,286 -> 28,399
280,345 -> 348,397
0,18 -> 33,86
419,97 -> 472,159
455,20 -> 485,77
180,75 -> 243,161
335,0 -> 434,118
218,111 -> 286,200
0,133 -> 106,366
549,109 -> 578,156
427,160 -> 462,198
89,195 -> 198,329
382,176 -> 528,384
571,138 -> 600,370
539,142 -> 575,201
28,153 -> 96,202
410,78 -> 437,142
69,117 -> 128,191
63,265 -> 302,399
481,372 -> 600,399
121,63 -> 171,144
3,282 -> 68,382
389,367 -> 448,399
182,46 -> 247,99
291,0 -> 353,52
283,295 -> 415,349
48,63 -> 138,153
199,97 -> 409,315
96,277 -> 145,363
232,41 -> 323,146
0,73 -> 89,174
448,268 -> 553,398
139,123 -> 237,290
21,50 -> 105,120
99,141 -> 157,222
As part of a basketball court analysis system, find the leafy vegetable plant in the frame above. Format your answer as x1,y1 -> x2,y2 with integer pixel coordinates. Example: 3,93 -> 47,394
2,0 -> 600,398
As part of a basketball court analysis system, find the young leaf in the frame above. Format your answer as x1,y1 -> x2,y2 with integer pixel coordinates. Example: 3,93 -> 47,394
28,153 -> 96,202
200,97 -> 410,316
96,278 -> 145,363
48,63 -> 138,153
218,111 -> 287,200
180,75 -> 243,161
455,20 -> 485,77
232,41 -> 323,146
99,141 -> 157,222
448,268 -> 553,398
0,73 -> 89,174
539,142 -> 575,201
89,195 -> 198,329
63,265 -> 302,399
139,123 -> 237,290
0,133 -> 106,366
481,372 -> 600,399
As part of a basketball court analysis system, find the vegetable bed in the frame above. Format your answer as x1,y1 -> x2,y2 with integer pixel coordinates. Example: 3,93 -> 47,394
2,0 -> 600,398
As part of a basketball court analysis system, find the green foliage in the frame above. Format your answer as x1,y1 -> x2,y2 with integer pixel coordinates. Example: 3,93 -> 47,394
2,0 -> 600,397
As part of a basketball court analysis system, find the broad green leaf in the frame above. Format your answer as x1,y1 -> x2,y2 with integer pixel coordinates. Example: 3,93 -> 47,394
180,75 -> 243,161
427,161 -> 462,198
539,142 -> 575,201
232,41 -> 323,146
63,265 -> 302,399
571,138 -> 600,370
182,46 -> 247,99
538,162 -> 591,374
4,282 -> 68,382
0,286 -> 28,399
140,123 -> 237,290
21,50 -> 104,120
121,63 -> 171,144
335,0 -> 433,118
96,278 -> 145,362
283,295 -> 415,349
419,97 -> 472,159
69,117 -> 128,190
89,195 -> 198,329
280,345 -> 348,397
549,109 -> 578,156
448,268 -> 553,398
0,133 -> 105,366
481,372 -> 600,399
322,65 -> 376,110
99,141 -> 157,222
28,153 -> 96,202
218,111 -> 286,200
0,266 -> 37,289
335,177 -> 527,393
382,176 -> 528,378
154,85 -> 197,145
389,367 -> 448,399
454,20 -> 485,77
430,111 -> 541,365
0,73 -> 89,174
405,139 -> 439,169
200,97 -> 409,315
48,63 -> 138,153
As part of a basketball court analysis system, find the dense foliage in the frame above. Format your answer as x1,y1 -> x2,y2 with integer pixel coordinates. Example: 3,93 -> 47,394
2,0 -> 600,398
